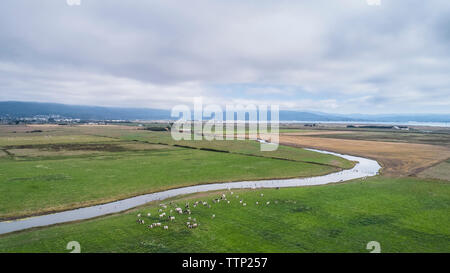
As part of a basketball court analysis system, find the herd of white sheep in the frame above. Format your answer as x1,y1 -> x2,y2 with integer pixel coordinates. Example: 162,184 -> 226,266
135,189 -> 275,232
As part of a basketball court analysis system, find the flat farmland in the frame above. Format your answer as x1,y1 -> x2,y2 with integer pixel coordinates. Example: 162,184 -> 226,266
0,125 -> 346,220
0,124 -> 448,253
292,130 -> 450,147
124,131 -> 353,169
418,159 -> 450,181
278,134 -> 450,176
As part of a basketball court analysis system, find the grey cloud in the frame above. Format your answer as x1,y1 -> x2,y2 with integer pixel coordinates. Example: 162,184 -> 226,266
0,0 -> 449,113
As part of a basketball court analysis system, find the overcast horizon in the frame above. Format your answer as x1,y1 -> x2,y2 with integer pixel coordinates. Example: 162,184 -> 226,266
1,0 -> 450,114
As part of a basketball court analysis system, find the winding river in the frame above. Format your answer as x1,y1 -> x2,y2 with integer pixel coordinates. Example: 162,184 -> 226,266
0,149 -> 381,235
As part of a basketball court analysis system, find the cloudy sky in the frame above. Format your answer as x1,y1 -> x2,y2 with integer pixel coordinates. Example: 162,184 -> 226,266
0,0 -> 449,114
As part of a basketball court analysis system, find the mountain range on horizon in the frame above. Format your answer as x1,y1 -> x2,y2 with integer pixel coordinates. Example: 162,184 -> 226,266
0,101 -> 449,123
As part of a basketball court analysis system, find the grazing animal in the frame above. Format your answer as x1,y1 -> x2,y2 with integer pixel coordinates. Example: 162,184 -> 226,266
261,193 -> 264,197
170,216 -> 175,221
192,223 -> 198,228
137,213 -> 141,217
148,225 -> 154,229
164,226 -> 168,230
256,202 -> 259,205
243,203 -> 247,206
266,201 -> 270,205
156,222 -> 161,226
227,201 -> 230,204
212,214 -> 215,219
147,213 -> 151,217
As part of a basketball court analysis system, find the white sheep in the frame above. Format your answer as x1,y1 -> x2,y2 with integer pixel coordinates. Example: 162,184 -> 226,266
164,226 -> 168,230
137,213 -> 141,217
212,214 -> 215,219
147,213 -> 151,217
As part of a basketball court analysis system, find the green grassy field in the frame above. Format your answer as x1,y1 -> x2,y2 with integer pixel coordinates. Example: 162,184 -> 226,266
0,126 -> 348,220
120,131 -> 353,169
0,146 -> 337,220
1,177 -> 448,253
1,125 -> 448,253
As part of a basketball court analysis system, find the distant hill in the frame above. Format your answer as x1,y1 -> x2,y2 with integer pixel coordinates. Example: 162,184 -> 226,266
0,101 -> 449,122
0,101 -> 171,120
